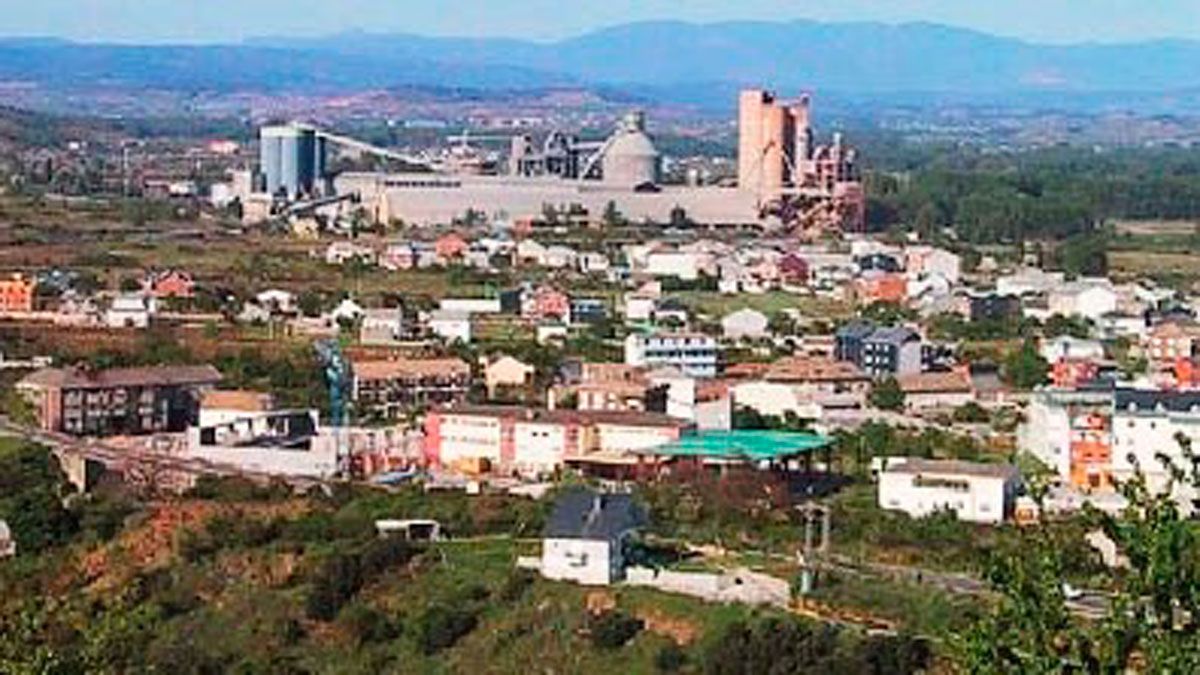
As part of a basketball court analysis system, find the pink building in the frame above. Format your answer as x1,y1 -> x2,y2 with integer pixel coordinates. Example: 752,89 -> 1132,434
423,405 -> 687,477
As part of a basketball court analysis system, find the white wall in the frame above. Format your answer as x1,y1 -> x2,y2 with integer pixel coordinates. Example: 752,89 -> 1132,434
542,538 -> 615,585
184,428 -> 338,478
595,424 -> 677,453
512,422 -> 567,475
878,469 -> 1013,524
438,415 -> 503,465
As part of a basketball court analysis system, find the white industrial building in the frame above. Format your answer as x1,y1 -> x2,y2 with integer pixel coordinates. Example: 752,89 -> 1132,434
877,458 -> 1021,524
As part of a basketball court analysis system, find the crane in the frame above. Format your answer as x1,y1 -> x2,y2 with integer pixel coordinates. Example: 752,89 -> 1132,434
314,339 -> 353,475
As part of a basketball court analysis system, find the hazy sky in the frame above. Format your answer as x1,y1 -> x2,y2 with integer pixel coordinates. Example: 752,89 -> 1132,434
0,0 -> 1198,44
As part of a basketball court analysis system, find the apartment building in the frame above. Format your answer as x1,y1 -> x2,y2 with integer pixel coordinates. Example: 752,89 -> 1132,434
423,405 -> 688,477
624,332 -> 720,378
17,364 -> 222,436
351,358 -> 472,419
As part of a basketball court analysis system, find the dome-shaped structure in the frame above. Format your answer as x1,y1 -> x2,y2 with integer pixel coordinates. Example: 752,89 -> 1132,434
602,112 -> 660,188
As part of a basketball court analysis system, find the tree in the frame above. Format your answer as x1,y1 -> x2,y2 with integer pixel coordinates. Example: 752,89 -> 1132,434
602,200 -> 625,227
1003,339 -> 1049,390
961,437 -> 1200,672
870,377 -> 906,411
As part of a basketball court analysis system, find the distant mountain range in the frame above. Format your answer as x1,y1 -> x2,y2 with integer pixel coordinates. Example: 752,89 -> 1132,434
4,20 -> 1200,106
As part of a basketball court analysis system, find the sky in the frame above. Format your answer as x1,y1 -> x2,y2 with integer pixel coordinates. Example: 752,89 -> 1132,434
0,0 -> 1198,45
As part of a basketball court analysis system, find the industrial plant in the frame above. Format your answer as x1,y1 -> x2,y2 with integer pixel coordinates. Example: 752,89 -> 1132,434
240,90 -> 864,236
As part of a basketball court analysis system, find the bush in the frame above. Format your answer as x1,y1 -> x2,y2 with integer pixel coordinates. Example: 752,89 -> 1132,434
588,610 -> 643,650
306,554 -> 363,621
415,606 -> 478,655
338,603 -> 399,645
656,643 -> 689,672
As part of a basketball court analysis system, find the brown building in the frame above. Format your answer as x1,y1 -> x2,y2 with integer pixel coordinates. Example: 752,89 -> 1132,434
352,358 -> 472,419
17,364 -> 222,436
0,274 -> 36,313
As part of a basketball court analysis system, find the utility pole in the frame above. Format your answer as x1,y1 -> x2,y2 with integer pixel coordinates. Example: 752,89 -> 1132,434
795,501 -> 831,602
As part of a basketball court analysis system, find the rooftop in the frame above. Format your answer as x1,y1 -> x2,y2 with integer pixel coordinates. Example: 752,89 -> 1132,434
638,430 -> 831,462
544,489 -> 645,541
766,356 -> 867,383
354,358 -> 470,380
19,364 -> 222,390
882,457 -> 1019,480
437,404 -> 687,429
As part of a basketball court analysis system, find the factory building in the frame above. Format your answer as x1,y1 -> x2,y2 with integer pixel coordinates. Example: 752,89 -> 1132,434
737,90 -> 865,233
259,124 -> 327,199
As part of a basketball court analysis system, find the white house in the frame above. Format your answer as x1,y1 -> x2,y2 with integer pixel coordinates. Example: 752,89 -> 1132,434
578,251 -> 611,274
721,308 -> 770,341
105,293 -> 157,329
877,458 -> 1021,524
541,490 -> 645,586
428,309 -> 472,343
1047,280 -> 1118,322
440,297 -> 502,315
360,307 -> 406,345
644,251 -> 712,281
1040,336 -> 1105,363
327,298 -> 365,326
324,241 -> 377,266
255,289 -> 296,314
996,268 -> 1066,297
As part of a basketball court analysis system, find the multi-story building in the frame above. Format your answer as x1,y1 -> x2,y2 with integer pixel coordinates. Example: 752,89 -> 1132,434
1144,321 -> 1200,363
351,358 -> 471,419
0,274 -> 35,313
1019,388 -> 1115,490
1110,389 -> 1200,504
423,405 -> 688,477
624,332 -> 720,378
837,322 -> 922,378
17,364 -> 222,436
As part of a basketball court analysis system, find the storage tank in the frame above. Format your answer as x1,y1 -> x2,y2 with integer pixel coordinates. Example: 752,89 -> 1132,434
602,111 -> 659,188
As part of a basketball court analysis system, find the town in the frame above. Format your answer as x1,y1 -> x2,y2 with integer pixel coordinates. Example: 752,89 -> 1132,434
4,6 -> 1200,674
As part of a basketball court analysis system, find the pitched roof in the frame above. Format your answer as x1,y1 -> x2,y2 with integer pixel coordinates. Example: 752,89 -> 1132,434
544,489 -> 645,540
897,370 -> 973,394
19,364 -> 222,390
201,390 -> 274,412
765,356 -> 867,383
883,457 -> 1019,480
354,358 -> 470,380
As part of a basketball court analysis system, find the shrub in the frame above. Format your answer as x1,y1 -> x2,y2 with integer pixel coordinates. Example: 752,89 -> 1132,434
338,603 -> 399,646
588,610 -> 643,650
415,606 -> 478,655
655,643 -> 689,672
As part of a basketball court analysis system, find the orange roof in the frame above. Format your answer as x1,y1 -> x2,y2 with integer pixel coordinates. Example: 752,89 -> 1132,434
202,390 -> 274,412
723,362 -> 770,380
897,370 -> 973,394
355,358 -> 471,380
765,356 -> 868,383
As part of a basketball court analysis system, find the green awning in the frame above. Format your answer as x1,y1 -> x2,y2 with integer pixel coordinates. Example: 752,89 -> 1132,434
639,430 -> 832,462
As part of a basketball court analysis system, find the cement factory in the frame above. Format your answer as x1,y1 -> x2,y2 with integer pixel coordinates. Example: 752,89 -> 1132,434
240,90 -> 865,235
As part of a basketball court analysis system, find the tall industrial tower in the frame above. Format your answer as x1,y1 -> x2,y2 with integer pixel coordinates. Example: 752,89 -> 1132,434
259,124 -> 327,199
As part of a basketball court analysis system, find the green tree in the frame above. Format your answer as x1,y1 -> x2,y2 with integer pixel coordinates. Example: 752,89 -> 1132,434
1003,339 -> 1050,390
870,377 -> 906,411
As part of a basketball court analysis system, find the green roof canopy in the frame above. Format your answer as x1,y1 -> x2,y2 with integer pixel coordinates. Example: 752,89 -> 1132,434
639,430 -> 832,462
